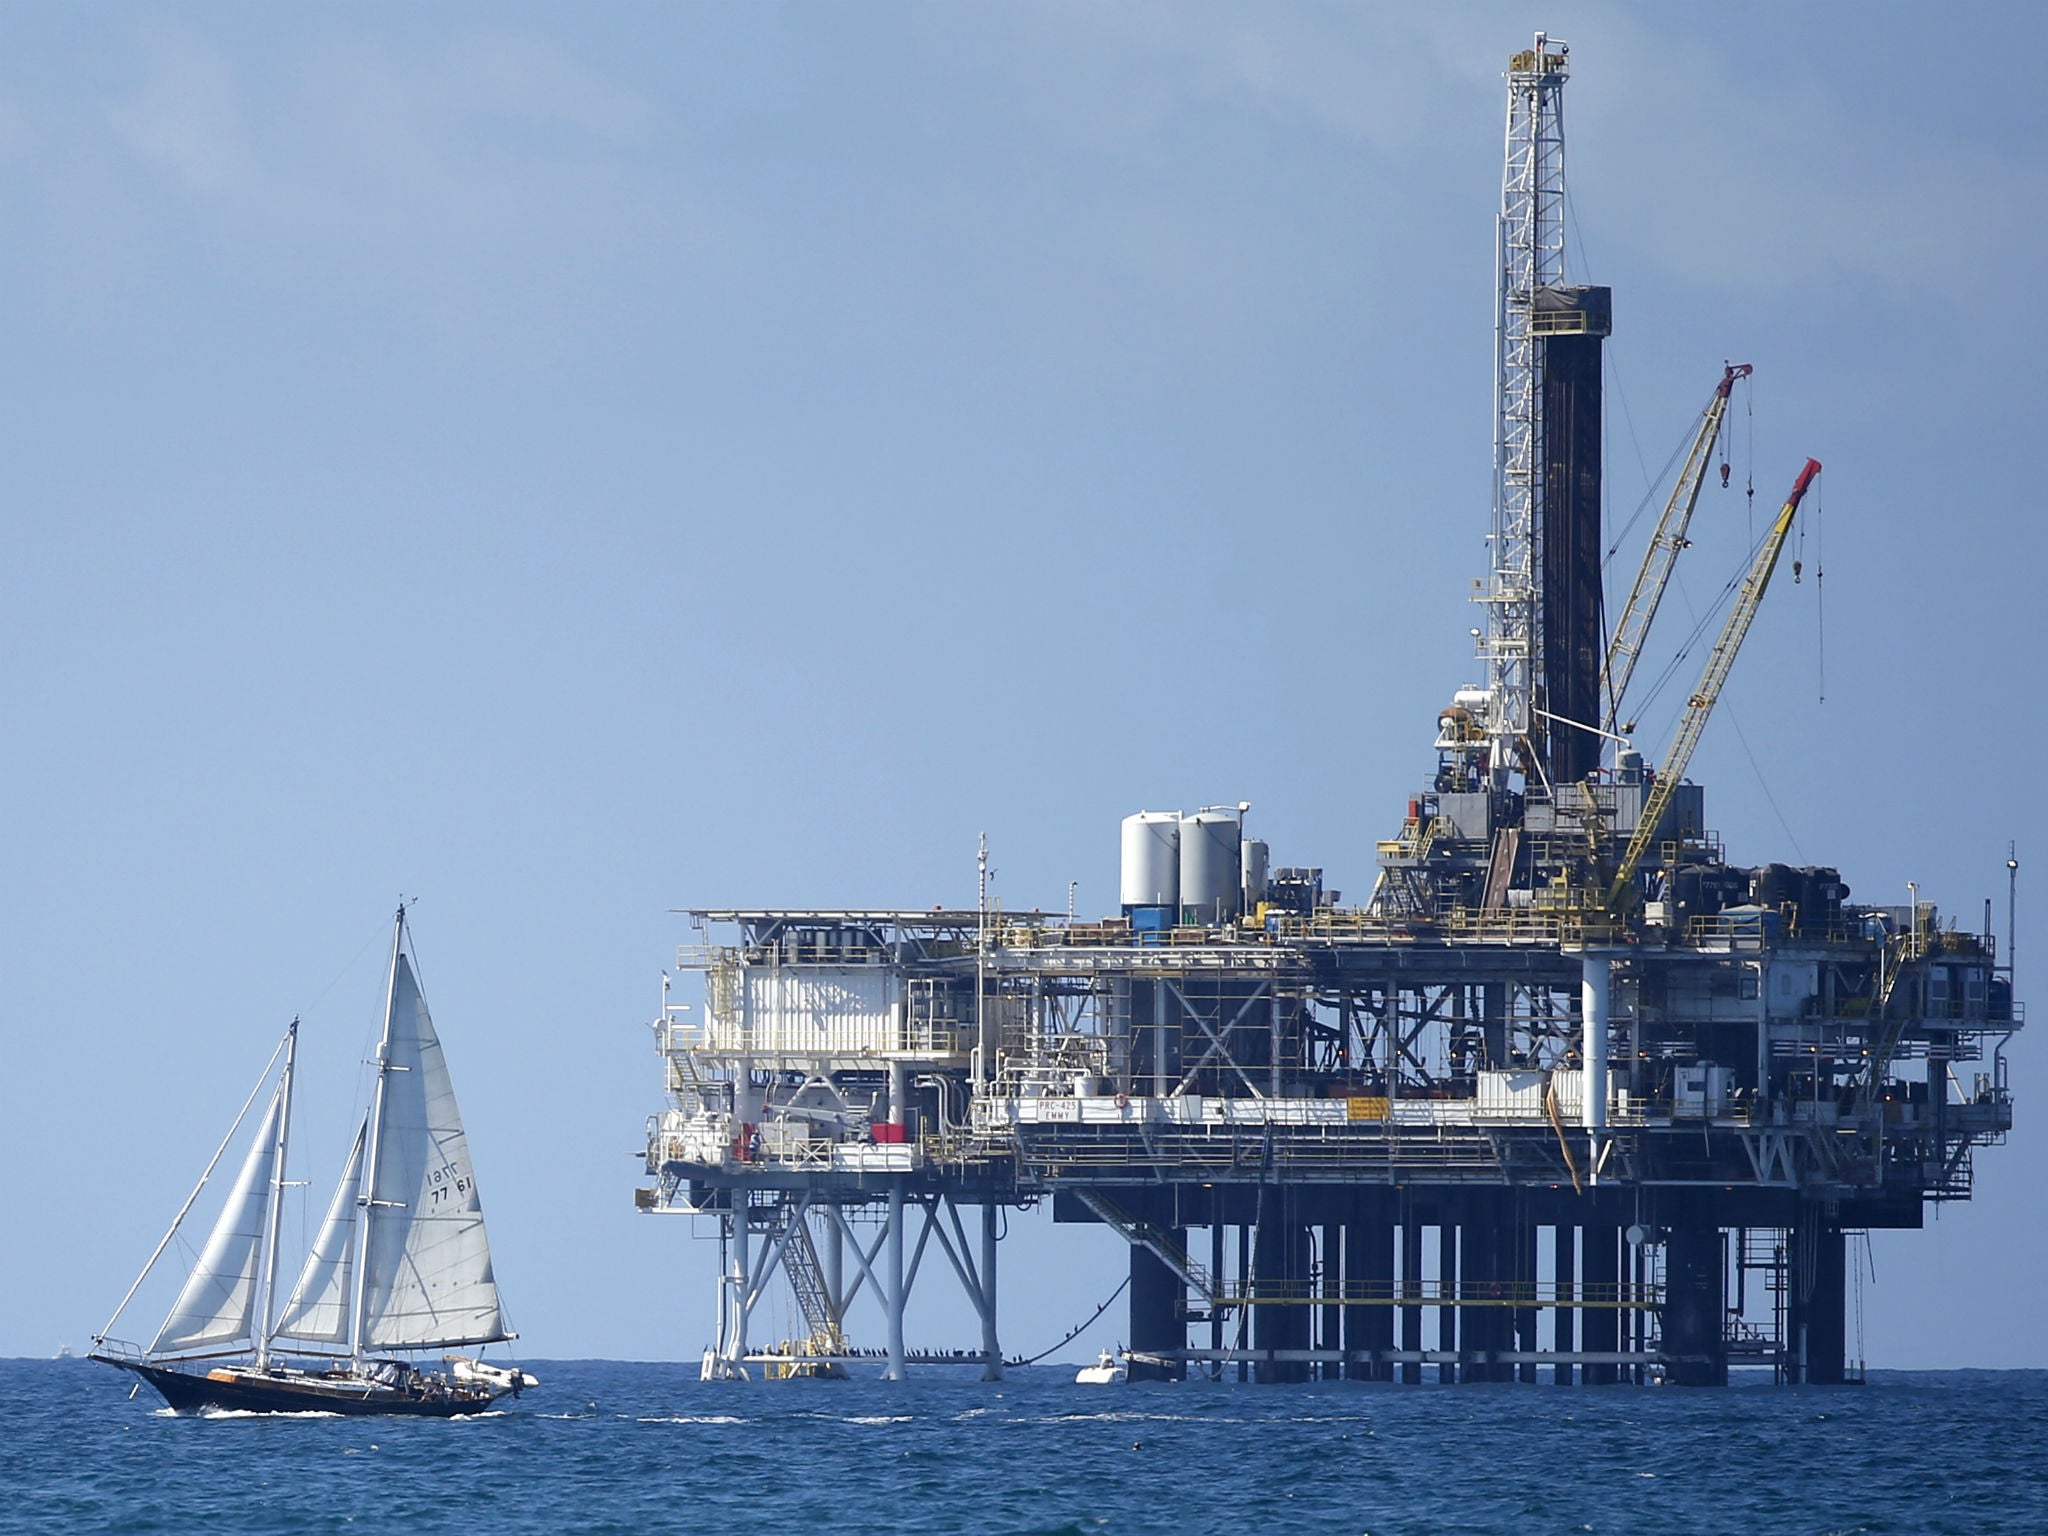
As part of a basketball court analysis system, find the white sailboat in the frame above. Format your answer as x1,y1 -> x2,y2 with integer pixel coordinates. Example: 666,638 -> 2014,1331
91,907 -> 537,1416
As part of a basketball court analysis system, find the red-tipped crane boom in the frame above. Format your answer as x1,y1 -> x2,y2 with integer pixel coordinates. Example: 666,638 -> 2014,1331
1607,457 -> 1822,910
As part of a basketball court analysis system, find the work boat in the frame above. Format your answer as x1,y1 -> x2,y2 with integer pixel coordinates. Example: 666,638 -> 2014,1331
1075,1349 -> 1128,1385
91,907 -> 537,1417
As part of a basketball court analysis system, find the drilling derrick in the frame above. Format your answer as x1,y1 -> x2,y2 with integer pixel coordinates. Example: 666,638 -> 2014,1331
1487,35 -> 1611,787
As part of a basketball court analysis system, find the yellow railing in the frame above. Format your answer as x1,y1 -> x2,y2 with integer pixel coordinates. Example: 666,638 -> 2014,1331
1202,1279 -> 1659,1310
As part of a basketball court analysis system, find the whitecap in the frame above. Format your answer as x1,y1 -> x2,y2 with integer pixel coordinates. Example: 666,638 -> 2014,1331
636,1413 -> 749,1425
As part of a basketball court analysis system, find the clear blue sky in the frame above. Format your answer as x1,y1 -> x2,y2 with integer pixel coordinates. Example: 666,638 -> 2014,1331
5,2 -> 2043,1367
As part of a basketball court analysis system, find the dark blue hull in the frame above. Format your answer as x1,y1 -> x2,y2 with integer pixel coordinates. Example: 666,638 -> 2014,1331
95,1356 -> 504,1417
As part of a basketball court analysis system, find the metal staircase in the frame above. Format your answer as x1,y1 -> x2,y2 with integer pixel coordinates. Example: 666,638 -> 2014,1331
1073,1188 -> 1218,1305
774,1204 -> 846,1357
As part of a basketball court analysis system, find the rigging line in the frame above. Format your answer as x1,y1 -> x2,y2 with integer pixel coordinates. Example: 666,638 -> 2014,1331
1622,480 -> 1793,727
1563,181 -> 1652,501
289,915 -> 405,1140
1015,1274 -> 1130,1366
400,896 -> 426,994
1748,369 -> 1757,497
307,926 -> 388,1022
1622,553 -> 1751,724
1601,427 -> 1694,569
1815,476 -> 1827,705
1605,342 -> 1654,504
347,904 -> 418,1134
94,1029 -> 294,1345
1720,699 -> 1805,864
1563,182 -> 1593,280
1745,375 -> 1757,541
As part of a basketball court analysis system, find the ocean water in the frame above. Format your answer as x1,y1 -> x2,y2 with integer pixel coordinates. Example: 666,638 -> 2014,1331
5,1359 -> 2046,1535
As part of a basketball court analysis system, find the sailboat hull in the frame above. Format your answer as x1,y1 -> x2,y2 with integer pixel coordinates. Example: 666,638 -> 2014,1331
101,1358 -> 510,1417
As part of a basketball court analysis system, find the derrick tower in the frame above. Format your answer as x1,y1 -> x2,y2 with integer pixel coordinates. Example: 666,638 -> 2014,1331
1485,34 -> 1610,786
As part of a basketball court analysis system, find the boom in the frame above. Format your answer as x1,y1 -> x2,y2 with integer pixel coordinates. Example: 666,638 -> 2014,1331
1602,362 -> 1752,735
1607,457 -> 1821,908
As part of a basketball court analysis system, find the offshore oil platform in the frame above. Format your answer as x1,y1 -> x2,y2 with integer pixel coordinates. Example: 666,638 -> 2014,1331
636,36 -> 2020,1385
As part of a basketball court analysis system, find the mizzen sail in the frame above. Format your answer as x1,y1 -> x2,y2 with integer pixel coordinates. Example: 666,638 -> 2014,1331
358,951 -> 507,1351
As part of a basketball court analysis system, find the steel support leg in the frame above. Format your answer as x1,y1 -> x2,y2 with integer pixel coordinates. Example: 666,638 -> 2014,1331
1552,1222 -> 1576,1385
979,1201 -> 1003,1382
883,1180 -> 907,1381
1346,1193 -> 1394,1382
1400,1210 -> 1423,1385
1320,1222 -> 1342,1381
823,1212 -> 845,1328
1662,1210 -> 1729,1387
1254,1195 -> 1308,1384
1437,1217 -> 1458,1384
721,1200 -> 752,1380
1581,1217 -> 1619,1385
1790,1212 -> 1847,1385
1129,1232 -> 1186,1382
1515,1206 -> 1539,1384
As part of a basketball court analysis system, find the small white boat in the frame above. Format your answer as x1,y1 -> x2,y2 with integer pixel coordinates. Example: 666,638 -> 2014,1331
1075,1349 -> 1127,1384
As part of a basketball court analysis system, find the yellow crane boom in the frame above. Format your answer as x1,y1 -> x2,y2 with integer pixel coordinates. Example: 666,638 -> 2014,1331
1602,362 -> 1752,736
1607,457 -> 1821,910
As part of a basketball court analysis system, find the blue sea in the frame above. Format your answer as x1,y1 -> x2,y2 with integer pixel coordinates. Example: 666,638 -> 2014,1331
5,1359 -> 2045,1534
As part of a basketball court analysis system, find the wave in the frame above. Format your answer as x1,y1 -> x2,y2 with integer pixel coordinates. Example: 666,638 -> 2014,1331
636,1413 -> 751,1425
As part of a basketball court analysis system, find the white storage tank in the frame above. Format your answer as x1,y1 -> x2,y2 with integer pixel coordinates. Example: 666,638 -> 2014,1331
1120,812 -> 1181,909
1180,810 -> 1242,924
1241,838 -> 1270,908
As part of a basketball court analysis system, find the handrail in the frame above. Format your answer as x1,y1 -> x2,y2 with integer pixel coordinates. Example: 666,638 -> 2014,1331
1197,1277 -> 1659,1308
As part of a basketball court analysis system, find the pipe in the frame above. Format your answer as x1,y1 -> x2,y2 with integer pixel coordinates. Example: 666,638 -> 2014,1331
1581,952 -> 1611,1131
887,1059 -> 909,1130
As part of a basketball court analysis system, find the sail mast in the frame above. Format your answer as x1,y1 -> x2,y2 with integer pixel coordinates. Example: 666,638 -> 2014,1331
349,905 -> 407,1366
254,1018 -> 298,1371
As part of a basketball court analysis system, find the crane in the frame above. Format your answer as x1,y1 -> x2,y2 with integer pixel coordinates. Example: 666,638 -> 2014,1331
1606,457 -> 1822,910
1602,362 -> 1753,737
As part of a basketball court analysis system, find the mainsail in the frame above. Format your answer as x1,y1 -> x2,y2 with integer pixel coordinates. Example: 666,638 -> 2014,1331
271,1122 -> 365,1346
356,950 -> 508,1351
151,1083 -> 286,1356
